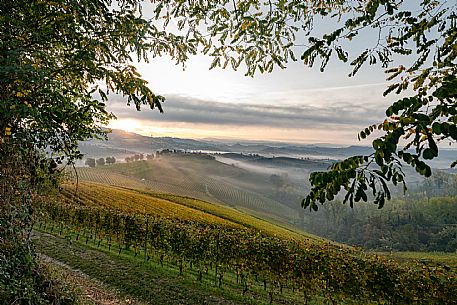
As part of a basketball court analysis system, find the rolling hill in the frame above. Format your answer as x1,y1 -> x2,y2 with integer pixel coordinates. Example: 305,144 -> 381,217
59,181 -> 320,242
79,129 -> 457,171
34,179 -> 457,305
69,153 -> 313,229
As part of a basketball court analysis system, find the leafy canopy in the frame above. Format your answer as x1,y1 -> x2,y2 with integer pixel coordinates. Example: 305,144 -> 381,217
295,0 -> 457,210
1,0 -> 186,161
1,0 -> 455,210
150,0 -> 456,210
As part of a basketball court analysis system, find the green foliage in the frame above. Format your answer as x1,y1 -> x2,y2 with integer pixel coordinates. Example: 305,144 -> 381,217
35,198 -> 457,304
0,0 -> 175,161
294,1 -> 457,209
105,156 -> 116,165
305,194 -> 457,252
0,144 -> 75,304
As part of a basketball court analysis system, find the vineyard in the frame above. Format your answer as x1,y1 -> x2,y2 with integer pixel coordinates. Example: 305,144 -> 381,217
34,183 -> 457,305
70,155 -> 302,226
59,183 -> 239,227
61,182 -> 319,241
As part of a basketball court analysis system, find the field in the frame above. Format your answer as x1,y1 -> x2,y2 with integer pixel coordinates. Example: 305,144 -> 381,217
34,180 -> 457,304
381,251 -> 457,272
68,154 -> 304,228
60,182 -> 240,228
60,181 -> 322,242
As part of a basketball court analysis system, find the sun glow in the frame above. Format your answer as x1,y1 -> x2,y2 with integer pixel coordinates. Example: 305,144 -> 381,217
108,119 -> 142,133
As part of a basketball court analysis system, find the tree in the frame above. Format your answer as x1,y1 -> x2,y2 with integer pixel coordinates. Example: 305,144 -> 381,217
96,157 -> 106,166
115,0 -> 455,211
106,156 -> 116,165
270,174 -> 287,188
0,0 -> 454,220
1,0 -> 183,164
0,138 -> 72,303
85,158 -> 96,168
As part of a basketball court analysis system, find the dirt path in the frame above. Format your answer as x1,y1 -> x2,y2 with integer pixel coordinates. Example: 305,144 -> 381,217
33,230 -> 246,305
37,234 -> 143,305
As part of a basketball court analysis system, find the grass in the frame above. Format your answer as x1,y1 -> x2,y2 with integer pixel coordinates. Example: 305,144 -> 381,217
71,155 -> 302,227
69,166 -> 149,189
61,181 -> 326,243
33,230 -> 322,305
61,182 -> 240,227
39,255 -> 136,305
379,251 -> 457,272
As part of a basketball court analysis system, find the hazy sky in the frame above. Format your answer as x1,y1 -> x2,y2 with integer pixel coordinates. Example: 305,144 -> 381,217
107,6 -> 402,145
107,53 -> 396,145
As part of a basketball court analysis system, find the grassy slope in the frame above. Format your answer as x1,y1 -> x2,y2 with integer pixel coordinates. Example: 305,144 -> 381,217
61,181 -> 325,242
71,155 -> 303,226
33,231 -> 279,305
40,181 -> 456,304
62,182 -> 240,227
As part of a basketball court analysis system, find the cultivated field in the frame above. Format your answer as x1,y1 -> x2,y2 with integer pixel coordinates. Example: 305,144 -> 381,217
69,154 -> 304,228
34,180 -> 457,304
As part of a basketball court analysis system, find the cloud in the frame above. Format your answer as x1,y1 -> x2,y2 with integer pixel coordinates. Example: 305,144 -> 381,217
106,90 -> 390,131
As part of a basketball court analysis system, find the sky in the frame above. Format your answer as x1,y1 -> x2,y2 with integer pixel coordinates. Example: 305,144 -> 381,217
107,54 -> 396,145
106,5 -> 402,146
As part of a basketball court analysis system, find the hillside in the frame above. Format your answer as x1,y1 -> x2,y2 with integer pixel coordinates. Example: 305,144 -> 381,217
79,129 -> 457,170
33,180 -> 457,305
70,154 -> 313,229
60,181 -> 321,242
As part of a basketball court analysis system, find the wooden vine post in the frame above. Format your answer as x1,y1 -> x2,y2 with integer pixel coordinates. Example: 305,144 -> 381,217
215,228 -> 220,287
144,216 -> 149,261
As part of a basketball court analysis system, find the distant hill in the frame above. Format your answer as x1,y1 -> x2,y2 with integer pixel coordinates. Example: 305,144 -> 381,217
79,129 -> 224,158
79,129 -> 374,161
78,129 -> 455,170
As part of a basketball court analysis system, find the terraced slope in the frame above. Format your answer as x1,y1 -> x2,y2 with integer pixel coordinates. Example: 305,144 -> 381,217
37,181 -> 457,305
61,182 -> 322,242
71,154 -> 304,227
